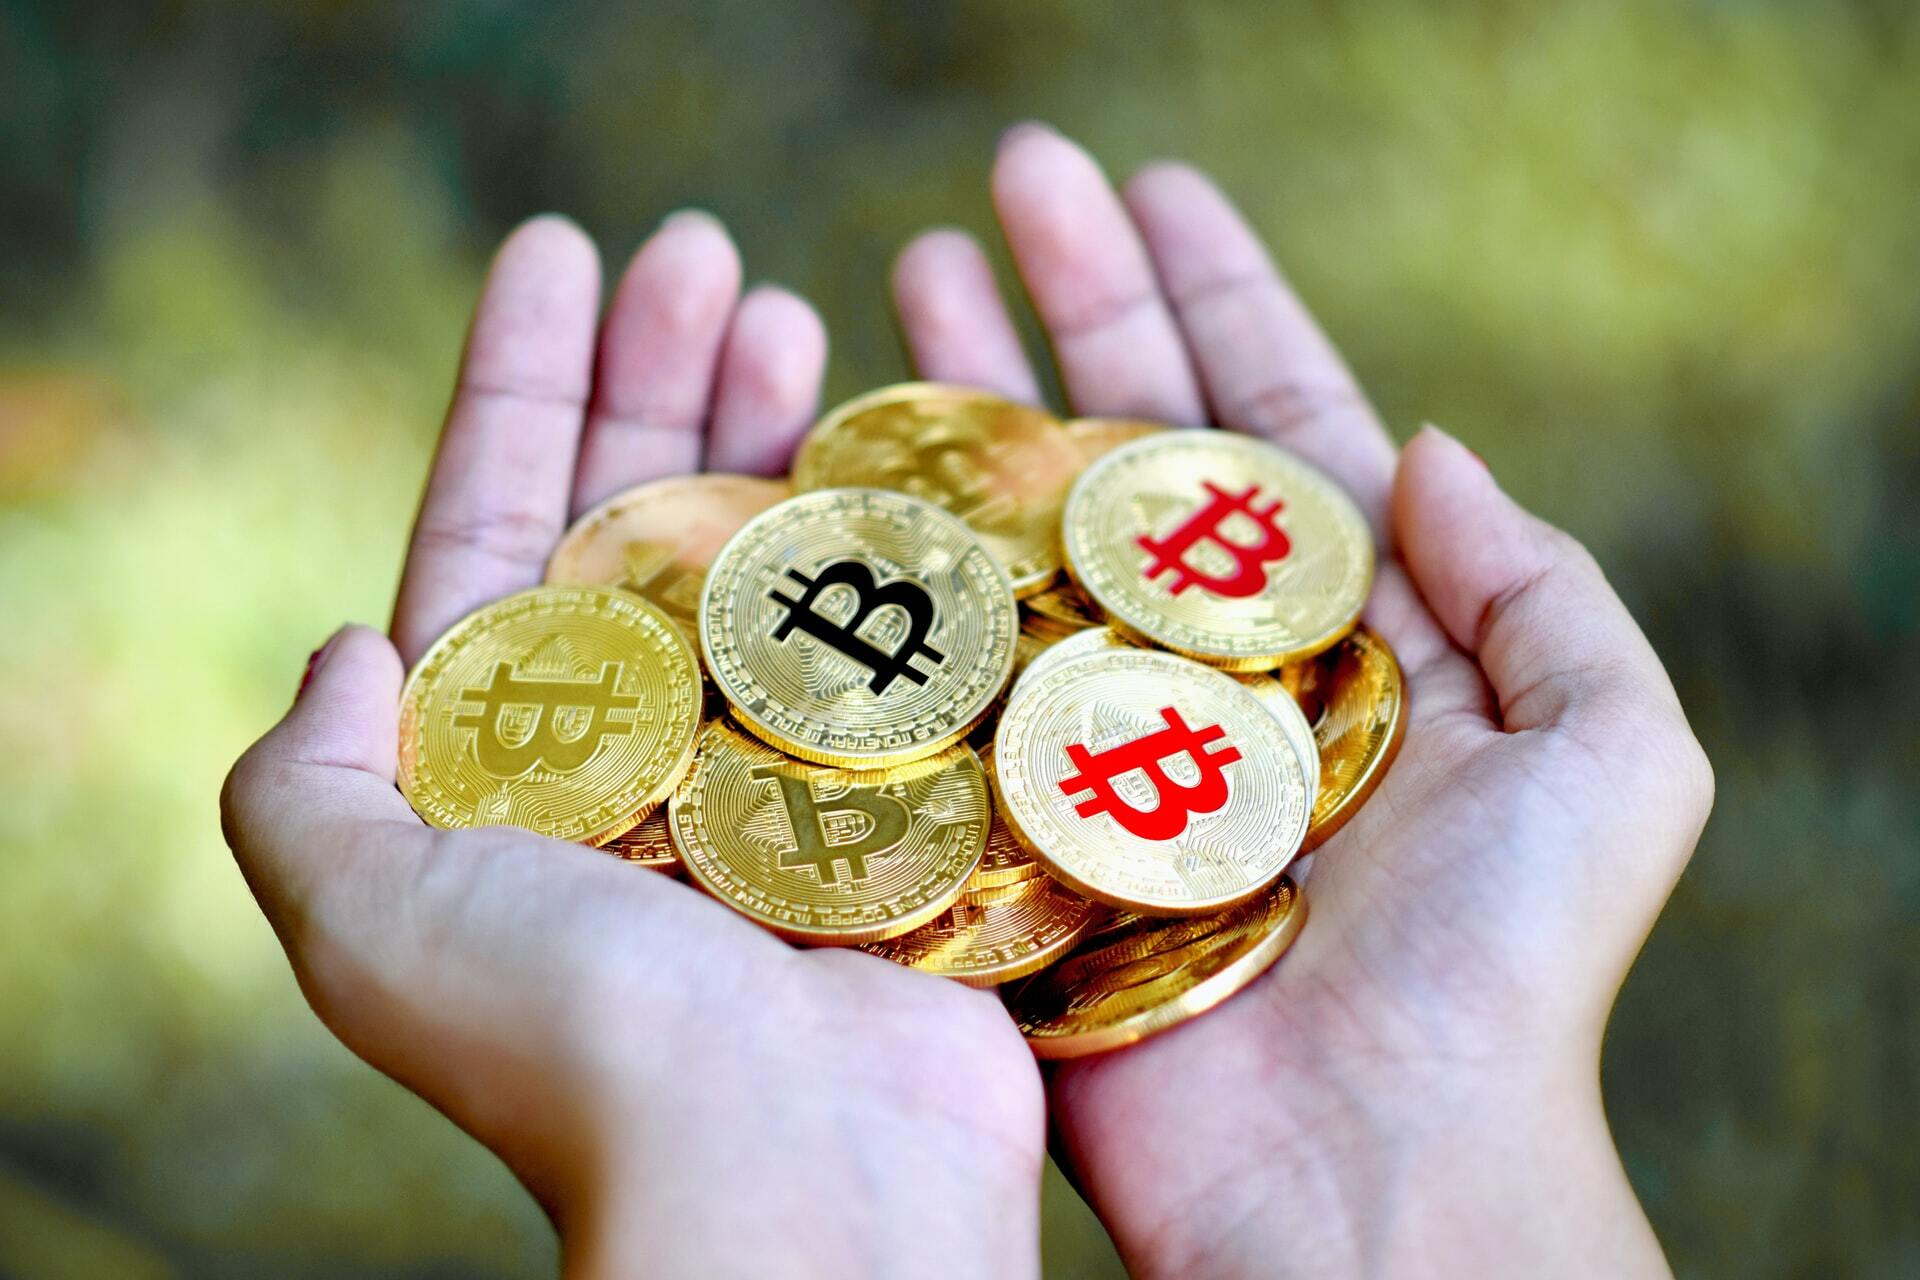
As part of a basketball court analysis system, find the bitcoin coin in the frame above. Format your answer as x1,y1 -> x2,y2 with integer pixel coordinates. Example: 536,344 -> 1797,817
1063,430 -> 1374,669
992,645 -> 1310,914
860,873 -> 1102,987
599,806 -> 680,871
1066,417 -> 1166,464
971,744 -> 1047,889
545,473 -> 789,644
1004,878 -> 1305,1058
669,721 -> 989,944
1012,628 -> 1321,800
399,585 -> 702,845
1022,579 -> 1104,632
701,488 -> 1016,768
792,383 -> 1081,596
1294,626 -> 1406,851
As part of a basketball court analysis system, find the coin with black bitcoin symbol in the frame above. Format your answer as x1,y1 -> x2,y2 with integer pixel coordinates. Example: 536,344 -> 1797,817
1063,429 -> 1374,669
993,645 -> 1309,915
668,721 -> 990,944
1004,878 -> 1306,1058
544,472 -> 789,646
701,487 -> 1017,768
793,383 -> 1082,597
399,585 -> 702,845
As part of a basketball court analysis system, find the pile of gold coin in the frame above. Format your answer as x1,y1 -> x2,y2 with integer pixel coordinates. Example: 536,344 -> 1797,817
396,383 -> 1406,1058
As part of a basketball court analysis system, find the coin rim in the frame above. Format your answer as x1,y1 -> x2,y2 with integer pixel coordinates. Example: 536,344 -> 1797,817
543,471 -> 792,588
1012,879 -> 1306,1059
698,486 -> 1017,769
1061,428 -> 1374,670
860,875 -> 1104,988
1300,626 -> 1407,852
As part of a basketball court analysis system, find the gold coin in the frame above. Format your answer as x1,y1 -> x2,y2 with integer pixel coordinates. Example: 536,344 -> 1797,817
1295,626 -> 1406,851
1063,429 -> 1374,669
971,744 -> 1047,889
1011,625 -> 1320,807
599,806 -> 681,872
668,721 -> 989,945
859,874 -> 1102,987
1005,878 -> 1305,1058
1022,579 -> 1104,632
792,383 -> 1081,596
1066,416 -> 1166,463
992,645 -> 1310,914
700,488 -> 1016,768
399,586 -> 701,845
545,473 -> 789,643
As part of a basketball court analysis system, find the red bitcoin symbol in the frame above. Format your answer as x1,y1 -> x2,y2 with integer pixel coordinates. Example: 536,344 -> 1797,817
1058,707 -> 1242,840
1136,481 -> 1291,597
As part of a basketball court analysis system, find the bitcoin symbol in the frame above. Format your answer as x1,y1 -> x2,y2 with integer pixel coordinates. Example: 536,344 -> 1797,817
1136,481 -> 1291,598
455,661 -> 639,778
1057,707 -> 1242,840
753,763 -> 911,884
767,559 -> 946,694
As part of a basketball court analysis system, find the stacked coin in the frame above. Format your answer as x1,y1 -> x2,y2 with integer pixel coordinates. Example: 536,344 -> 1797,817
396,383 -> 1406,1057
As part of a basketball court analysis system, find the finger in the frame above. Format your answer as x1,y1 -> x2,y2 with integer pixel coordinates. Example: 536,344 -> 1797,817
1393,427 -> 1695,746
393,216 -> 602,665
572,211 -> 743,513
222,626 -> 426,945
1122,162 -> 1397,533
890,229 -> 1041,402
704,286 -> 829,475
991,123 -> 1205,422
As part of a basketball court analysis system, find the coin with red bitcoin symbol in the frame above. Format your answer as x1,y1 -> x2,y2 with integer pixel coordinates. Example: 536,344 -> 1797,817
1062,429 -> 1374,670
991,645 -> 1310,914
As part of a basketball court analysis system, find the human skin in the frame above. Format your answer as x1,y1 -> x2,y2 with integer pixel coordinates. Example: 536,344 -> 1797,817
222,125 -> 1711,1278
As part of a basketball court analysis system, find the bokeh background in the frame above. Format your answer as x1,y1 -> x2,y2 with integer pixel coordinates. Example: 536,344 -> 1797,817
3,1 -> 1917,1276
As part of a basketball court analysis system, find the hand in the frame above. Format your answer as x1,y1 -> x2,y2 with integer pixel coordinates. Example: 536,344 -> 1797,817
222,214 -> 1044,1279
890,124 -> 1714,1278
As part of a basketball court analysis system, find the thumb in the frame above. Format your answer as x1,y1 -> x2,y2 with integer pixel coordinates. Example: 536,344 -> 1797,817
222,625 -> 421,939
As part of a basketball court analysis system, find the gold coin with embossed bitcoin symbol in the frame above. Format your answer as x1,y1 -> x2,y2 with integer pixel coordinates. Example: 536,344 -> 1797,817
668,721 -> 989,944
598,807 -> 682,871
1021,579 -> 1104,635
971,744 -> 1047,889
1063,430 -> 1373,670
1292,625 -> 1405,850
1004,878 -> 1306,1058
993,645 -> 1309,915
860,872 -> 1102,987
701,488 -> 1016,768
793,383 -> 1082,597
545,473 -> 789,645
399,585 -> 702,845
1066,416 -> 1166,464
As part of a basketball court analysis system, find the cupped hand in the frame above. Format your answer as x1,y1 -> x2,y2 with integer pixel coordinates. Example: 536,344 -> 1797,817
223,214 -> 1043,1279
891,124 -> 1713,1279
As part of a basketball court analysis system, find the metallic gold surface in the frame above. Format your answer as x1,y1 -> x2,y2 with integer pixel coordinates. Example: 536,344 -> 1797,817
598,806 -> 681,871
793,382 -> 1081,596
544,472 -> 789,644
668,721 -> 989,944
1063,430 -> 1374,669
1006,878 -> 1306,1058
1065,416 -> 1166,464
1022,579 -> 1104,632
860,873 -> 1102,987
701,488 -> 1017,768
992,645 -> 1310,914
399,585 -> 702,845
971,744 -> 1047,889
1296,626 -> 1406,850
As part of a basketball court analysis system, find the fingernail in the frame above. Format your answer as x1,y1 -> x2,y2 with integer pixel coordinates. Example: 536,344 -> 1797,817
997,119 -> 1056,151
1420,422 -> 1489,471
660,207 -> 722,232
296,629 -> 347,701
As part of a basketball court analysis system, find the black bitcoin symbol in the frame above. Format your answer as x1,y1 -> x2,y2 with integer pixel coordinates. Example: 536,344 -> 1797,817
767,559 -> 946,694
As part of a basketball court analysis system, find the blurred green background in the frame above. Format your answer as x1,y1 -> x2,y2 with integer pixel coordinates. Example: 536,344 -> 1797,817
3,1 -> 1917,1276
